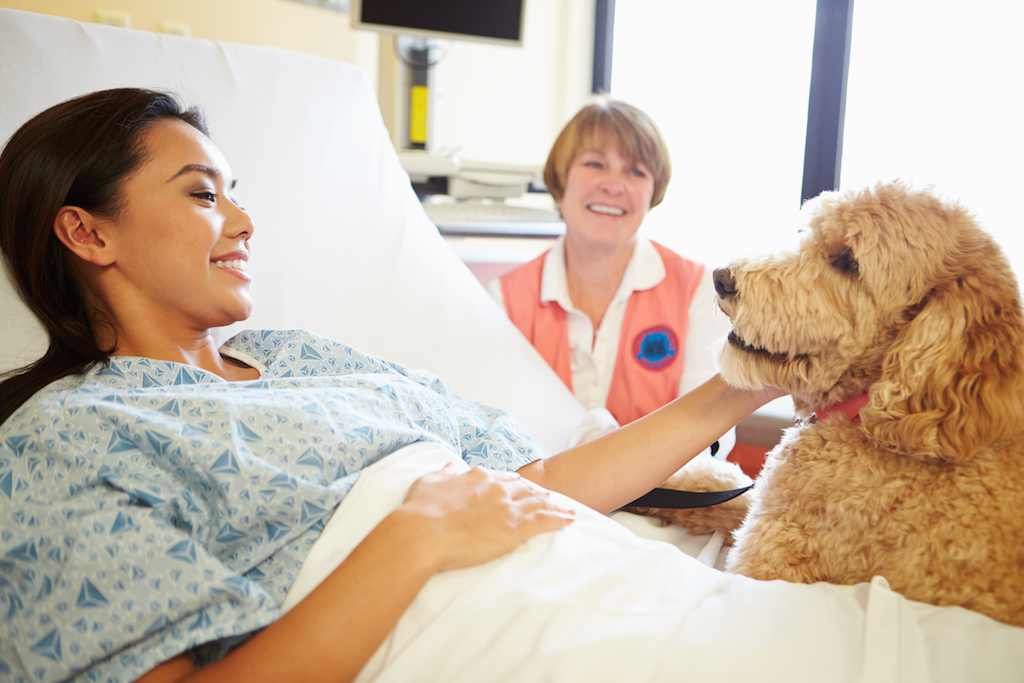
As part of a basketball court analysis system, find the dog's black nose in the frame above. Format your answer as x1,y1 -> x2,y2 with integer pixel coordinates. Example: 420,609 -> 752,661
713,268 -> 737,299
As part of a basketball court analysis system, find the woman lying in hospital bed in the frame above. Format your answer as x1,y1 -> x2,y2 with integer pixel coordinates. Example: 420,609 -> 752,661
0,88 -> 784,683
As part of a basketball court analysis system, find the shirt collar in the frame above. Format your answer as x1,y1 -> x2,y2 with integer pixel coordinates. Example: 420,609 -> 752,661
540,235 -> 665,307
539,236 -> 569,305
630,236 -> 666,292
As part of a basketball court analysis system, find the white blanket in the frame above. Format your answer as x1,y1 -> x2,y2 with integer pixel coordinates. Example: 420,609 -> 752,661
284,444 -> 1024,683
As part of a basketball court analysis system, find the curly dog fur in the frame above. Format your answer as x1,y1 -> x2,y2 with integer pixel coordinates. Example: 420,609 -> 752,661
707,182 -> 1024,626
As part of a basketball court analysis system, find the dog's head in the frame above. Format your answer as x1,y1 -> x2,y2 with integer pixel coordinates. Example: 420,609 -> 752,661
715,182 -> 1024,462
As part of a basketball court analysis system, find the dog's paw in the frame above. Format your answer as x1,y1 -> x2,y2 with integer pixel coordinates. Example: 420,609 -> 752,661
624,455 -> 754,543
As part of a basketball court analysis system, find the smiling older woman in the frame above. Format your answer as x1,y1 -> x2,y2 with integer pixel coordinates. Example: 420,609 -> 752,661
490,99 -> 733,445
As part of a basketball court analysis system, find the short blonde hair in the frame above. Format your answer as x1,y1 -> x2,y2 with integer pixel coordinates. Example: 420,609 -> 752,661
543,99 -> 672,209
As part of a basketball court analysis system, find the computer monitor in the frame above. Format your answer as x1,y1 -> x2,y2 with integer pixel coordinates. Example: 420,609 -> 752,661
350,0 -> 526,48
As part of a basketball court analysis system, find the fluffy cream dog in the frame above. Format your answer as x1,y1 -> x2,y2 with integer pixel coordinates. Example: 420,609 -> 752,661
707,182 -> 1024,627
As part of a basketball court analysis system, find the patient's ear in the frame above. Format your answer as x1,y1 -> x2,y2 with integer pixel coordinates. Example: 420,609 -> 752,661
53,206 -> 115,266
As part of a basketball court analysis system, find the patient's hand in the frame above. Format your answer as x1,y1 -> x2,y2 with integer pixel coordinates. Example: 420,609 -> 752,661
394,464 -> 575,573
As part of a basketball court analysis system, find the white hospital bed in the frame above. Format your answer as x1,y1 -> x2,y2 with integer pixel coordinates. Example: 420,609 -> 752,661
1,9 -> 1021,681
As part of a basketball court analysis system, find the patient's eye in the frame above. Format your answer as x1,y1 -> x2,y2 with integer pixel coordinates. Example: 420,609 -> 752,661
831,250 -> 859,275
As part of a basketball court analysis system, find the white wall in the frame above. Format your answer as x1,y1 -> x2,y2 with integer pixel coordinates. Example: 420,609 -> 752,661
0,0 -> 371,63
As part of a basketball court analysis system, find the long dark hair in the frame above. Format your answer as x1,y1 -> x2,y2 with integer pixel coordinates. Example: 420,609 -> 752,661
0,88 -> 207,425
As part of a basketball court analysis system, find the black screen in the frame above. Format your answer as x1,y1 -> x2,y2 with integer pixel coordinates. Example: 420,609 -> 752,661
358,0 -> 523,43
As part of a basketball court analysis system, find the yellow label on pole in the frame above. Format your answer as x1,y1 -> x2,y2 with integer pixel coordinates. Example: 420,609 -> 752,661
410,85 -> 428,144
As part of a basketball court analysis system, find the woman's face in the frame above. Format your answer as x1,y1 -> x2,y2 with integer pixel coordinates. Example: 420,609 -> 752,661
559,138 -> 655,252
102,118 -> 255,333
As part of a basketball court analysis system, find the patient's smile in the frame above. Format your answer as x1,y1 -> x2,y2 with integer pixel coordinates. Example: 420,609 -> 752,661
213,258 -> 248,272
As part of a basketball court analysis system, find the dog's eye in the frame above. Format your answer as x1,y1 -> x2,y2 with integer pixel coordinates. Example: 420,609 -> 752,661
831,251 -> 859,274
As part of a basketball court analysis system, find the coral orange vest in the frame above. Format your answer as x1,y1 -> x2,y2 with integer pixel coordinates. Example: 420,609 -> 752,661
501,241 -> 704,425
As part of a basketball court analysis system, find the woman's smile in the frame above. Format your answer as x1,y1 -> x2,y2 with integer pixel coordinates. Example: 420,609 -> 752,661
212,251 -> 251,280
587,203 -> 626,216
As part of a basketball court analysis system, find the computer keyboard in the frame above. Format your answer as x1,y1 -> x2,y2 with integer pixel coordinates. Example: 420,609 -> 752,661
424,200 -> 562,224
424,200 -> 565,237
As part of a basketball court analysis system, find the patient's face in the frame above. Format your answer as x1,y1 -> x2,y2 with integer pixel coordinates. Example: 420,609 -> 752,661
560,139 -> 653,254
100,118 -> 255,334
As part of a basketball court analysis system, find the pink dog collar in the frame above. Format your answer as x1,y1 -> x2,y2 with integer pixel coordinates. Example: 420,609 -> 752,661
815,393 -> 870,423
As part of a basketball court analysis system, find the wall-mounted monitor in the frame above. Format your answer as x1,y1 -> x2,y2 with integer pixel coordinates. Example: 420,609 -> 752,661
350,0 -> 526,47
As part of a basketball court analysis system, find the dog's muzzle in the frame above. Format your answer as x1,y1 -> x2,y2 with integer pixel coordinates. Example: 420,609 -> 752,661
714,268 -> 737,299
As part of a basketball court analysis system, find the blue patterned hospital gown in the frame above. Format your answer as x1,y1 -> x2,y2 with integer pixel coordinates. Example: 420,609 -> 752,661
0,329 -> 541,682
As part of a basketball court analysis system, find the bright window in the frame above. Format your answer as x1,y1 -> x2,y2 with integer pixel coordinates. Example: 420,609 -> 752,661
612,1 -> 1023,279
842,0 -> 1024,277
611,1 -> 816,271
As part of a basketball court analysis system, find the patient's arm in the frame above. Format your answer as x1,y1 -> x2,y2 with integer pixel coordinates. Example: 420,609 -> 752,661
518,374 -> 783,514
137,466 -> 574,683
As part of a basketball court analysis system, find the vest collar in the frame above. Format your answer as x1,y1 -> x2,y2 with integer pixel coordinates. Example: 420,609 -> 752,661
540,235 -> 665,307
814,393 -> 870,423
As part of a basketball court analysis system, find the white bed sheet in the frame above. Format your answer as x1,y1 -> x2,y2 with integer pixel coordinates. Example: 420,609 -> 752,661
285,443 -> 1024,683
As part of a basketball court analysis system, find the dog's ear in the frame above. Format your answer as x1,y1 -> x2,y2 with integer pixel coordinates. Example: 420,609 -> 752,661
862,254 -> 1024,463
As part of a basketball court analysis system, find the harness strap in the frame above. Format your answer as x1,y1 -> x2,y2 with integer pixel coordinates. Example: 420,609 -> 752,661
627,483 -> 754,509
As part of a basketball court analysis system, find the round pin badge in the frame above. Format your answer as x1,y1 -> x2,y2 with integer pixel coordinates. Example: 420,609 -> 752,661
633,326 -> 678,370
